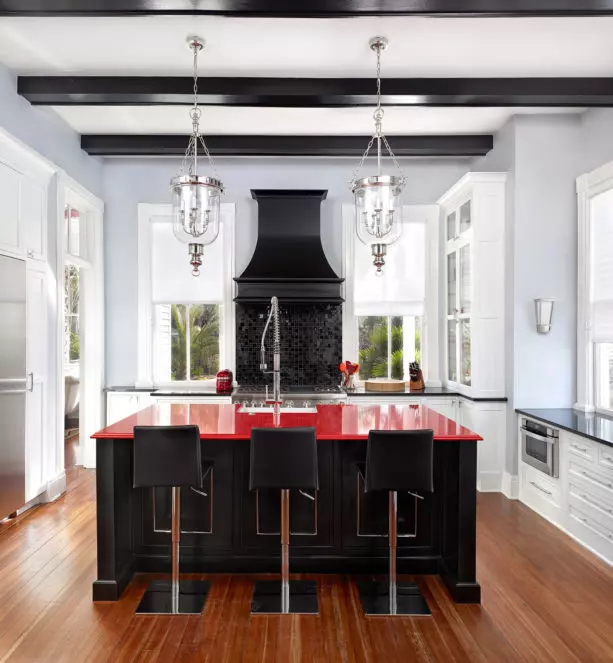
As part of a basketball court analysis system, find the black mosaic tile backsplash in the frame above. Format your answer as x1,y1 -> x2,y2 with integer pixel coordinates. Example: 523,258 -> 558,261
236,302 -> 342,387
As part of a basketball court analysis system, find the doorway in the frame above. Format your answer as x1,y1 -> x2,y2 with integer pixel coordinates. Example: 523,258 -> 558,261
59,179 -> 104,471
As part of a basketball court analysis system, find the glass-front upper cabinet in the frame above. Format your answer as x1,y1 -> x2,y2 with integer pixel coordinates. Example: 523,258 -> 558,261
439,172 -> 506,400
445,198 -> 472,388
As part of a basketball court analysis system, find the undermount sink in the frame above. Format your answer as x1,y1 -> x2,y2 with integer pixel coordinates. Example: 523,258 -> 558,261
239,405 -> 318,414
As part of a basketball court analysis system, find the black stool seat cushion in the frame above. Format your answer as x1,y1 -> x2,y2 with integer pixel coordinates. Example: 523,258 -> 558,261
250,427 -> 318,491
133,425 -> 203,489
365,430 -> 434,493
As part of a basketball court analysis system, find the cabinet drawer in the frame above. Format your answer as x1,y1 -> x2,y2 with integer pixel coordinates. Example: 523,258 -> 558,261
598,445 -> 613,472
569,481 -> 613,530
569,459 -> 613,500
522,464 -> 562,508
567,434 -> 597,463
568,504 -> 613,547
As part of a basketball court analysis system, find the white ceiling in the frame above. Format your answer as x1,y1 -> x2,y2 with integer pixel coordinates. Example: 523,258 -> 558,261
0,15 -> 604,139
49,105 -> 584,136
0,16 -> 612,77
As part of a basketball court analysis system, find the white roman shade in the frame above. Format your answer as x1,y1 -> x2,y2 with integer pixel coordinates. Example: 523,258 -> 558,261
592,199 -> 613,342
352,209 -> 426,316
151,217 -> 225,303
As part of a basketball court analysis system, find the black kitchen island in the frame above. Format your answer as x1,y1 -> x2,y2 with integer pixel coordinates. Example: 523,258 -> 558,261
91,402 -> 482,604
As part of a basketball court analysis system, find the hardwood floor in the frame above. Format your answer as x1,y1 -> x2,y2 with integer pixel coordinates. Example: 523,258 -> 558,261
1,470 -> 613,662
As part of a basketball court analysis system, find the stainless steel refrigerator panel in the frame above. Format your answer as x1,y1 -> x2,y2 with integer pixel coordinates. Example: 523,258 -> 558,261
0,255 -> 26,519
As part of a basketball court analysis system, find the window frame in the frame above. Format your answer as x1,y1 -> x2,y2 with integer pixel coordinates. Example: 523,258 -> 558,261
342,203 -> 439,387
137,203 -> 236,388
576,161 -> 613,414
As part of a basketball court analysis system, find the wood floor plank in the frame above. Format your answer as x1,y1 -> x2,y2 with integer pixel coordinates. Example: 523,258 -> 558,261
2,472 -> 613,662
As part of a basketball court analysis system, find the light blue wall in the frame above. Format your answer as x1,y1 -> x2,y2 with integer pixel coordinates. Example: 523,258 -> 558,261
0,63 -> 103,196
102,156 -> 471,386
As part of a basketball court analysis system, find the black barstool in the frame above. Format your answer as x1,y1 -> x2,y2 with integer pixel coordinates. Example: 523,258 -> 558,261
357,429 -> 434,616
133,425 -> 212,615
249,426 -> 319,615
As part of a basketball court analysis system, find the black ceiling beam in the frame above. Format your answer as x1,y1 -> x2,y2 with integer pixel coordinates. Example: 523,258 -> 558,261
2,0 -> 613,17
80,134 -> 493,157
19,77 -> 613,108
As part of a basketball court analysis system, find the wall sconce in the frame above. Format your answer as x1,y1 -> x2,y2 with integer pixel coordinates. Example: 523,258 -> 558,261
535,298 -> 554,334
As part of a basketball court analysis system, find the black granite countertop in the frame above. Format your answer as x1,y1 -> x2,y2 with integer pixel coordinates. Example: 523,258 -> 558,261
104,386 -> 156,393
349,386 -> 458,397
104,386 -> 233,397
516,408 -> 613,449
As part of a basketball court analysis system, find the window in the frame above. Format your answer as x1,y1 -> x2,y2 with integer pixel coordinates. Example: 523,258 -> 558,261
140,204 -> 234,386
345,206 -> 427,383
64,204 -> 86,259
64,264 -> 80,364
154,303 -> 220,382
358,316 -> 422,380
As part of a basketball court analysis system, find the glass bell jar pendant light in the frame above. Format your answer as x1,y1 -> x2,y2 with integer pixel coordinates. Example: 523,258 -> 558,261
171,36 -> 224,276
350,37 -> 406,276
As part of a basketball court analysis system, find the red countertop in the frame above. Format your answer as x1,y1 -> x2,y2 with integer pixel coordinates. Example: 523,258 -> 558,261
92,403 -> 481,442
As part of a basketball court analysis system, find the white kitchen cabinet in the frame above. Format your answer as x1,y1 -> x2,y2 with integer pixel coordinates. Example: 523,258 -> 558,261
152,395 -> 232,406
423,397 -> 458,420
0,158 -> 23,258
518,419 -> 613,565
439,173 -> 506,400
347,396 -> 423,406
106,391 -> 154,426
22,179 -> 47,262
25,263 -> 48,501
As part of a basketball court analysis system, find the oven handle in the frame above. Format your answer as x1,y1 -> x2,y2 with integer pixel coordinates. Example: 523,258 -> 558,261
521,428 -> 557,444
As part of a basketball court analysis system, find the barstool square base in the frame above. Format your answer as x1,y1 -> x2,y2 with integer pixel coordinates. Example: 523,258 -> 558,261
136,579 -> 210,615
357,581 -> 431,616
251,580 -> 318,615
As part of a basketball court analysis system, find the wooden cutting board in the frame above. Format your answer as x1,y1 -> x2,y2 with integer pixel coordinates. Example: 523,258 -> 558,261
364,378 -> 406,393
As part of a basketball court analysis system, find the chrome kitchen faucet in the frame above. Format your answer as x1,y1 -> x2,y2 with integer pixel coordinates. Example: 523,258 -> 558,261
260,296 -> 282,408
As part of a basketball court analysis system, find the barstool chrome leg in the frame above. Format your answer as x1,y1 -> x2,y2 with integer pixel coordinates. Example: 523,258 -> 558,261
357,490 -> 431,616
251,489 -> 318,615
136,486 -> 210,615
281,488 -> 290,614
171,486 -> 180,614
389,490 -> 398,615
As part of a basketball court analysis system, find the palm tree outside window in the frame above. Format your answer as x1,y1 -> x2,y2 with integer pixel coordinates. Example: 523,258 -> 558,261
154,303 -> 220,382
358,316 -> 421,380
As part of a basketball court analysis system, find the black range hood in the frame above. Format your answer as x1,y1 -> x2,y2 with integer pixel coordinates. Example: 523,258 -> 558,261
234,189 -> 344,303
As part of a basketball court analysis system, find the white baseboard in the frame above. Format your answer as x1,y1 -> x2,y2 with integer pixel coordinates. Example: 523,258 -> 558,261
501,471 -> 519,500
41,471 -> 67,503
477,470 -> 502,493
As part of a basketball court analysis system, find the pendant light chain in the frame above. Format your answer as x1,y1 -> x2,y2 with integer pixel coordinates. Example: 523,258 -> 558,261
179,39 -> 219,181
349,38 -> 406,186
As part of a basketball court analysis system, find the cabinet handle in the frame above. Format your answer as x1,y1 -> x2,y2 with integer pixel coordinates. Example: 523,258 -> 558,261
580,493 -> 613,514
603,454 -> 613,464
530,481 -> 552,496
27,372 -> 34,392
580,470 -> 613,489
572,443 -> 589,454
27,249 -> 34,258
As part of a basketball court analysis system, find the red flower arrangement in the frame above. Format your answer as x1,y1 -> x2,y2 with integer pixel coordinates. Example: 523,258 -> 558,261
339,360 -> 359,389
